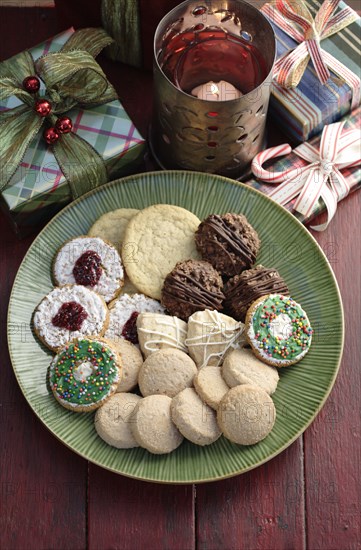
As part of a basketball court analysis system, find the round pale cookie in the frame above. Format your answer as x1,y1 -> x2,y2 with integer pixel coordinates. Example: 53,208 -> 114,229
95,392 -> 141,448
138,349 -> 197,398
171,388 -> 221,446
53,236 -> 124,302
122,204 -> 201,300
245,294 -> 313,367
193,367 -> 229,410
88,208 -> 139,252
49,337 -> 121,412
218,384 -> 276,445
131,395 -> 183,454
222,348 -> 279,395
33,285 -> 109,352
115,339 -> 143,392
137,312 -> 188,358
104,293 -> 165,345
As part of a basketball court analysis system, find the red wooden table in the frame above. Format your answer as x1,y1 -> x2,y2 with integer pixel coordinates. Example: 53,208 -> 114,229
1,6 -> 360,550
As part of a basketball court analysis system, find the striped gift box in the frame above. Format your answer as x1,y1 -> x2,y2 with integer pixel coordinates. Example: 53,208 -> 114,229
262,0 -> 361,143
244,106 -> 361,225
0,29 -> 145,236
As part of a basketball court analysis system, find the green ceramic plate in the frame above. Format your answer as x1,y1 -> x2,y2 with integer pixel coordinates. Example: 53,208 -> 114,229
7,171 -> 344,483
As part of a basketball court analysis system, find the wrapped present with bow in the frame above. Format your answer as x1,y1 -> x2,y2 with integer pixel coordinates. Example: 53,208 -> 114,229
247,106 -> 361,230
261,0 -> 361,142
0,28 -> 145,236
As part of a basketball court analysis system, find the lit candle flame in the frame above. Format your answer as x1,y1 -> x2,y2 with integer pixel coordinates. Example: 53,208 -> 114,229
191,80 -> 242,101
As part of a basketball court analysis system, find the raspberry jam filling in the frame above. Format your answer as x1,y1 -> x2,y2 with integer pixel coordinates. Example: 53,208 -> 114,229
52,301 -> 88,331
121,311 -> 139,344
73,250 -> 102,286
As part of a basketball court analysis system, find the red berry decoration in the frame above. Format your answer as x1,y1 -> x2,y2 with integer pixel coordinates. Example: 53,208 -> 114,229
121,311 -> 140,344
34,99 -> 52,117
73,251 -> 102,286
52,301 -> 88,331
23,75 -> 40,94
55,116 -> 73,134
43,127 -> 60,145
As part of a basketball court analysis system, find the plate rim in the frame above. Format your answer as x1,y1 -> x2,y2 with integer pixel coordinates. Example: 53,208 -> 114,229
7,170 -> 345,484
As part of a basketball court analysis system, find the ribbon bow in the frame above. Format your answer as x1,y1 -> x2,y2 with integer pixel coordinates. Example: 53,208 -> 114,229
263,0 -> 360,107
0,28 -> 117,198
252,121 -> 361,230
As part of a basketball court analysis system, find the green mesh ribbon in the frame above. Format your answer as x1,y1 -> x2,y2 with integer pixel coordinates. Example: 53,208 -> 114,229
0,28 -> 118,199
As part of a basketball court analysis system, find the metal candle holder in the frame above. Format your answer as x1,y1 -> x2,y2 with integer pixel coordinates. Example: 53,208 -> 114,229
149,0 -> 276,179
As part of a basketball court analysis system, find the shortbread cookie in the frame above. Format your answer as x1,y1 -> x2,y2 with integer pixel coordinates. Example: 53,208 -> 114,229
193,367 -> 229,410
195,213 -> 260,276
131,395 -> 183,454
218,384 -> 276,445
53,236 -> 124,302
137,312 -> 188,358
88,208 -> 139,252
186,309 -> 245,369
33,285 -> 108,351
122,204 -> 201,300
138,349 -> 197,398
222,348 -> 279,395
49,338 -> 121,412
95,392 -> 141,448
171,388 -> 221,446
161,259 -> 224,321
246,294 -> 313,367
115,339 -> 143,392
104,293 -> 164,345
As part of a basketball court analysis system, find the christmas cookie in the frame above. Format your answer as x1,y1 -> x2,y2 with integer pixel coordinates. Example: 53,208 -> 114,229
186,310 -> 245,368
161,259 -> 224,321
53,236 -> 124,303
104,293 -> 164,345
95,392 -> 141,448
122,204 -> 201,300
222,348 -> 279,395
195,213 -> 260,276
171,388 -> 221,446
49,338 -> 121,412
193,367 -> 229,410
224,265 -> 289,321
218,384 -> 276,445
137,312 -> 188,358
131,395 -> 184,454
245,294 -> 313,367
33,285 -> 108,351
138,349 -> 197,398
115,339 -> 143,393
88,208 -> 139,252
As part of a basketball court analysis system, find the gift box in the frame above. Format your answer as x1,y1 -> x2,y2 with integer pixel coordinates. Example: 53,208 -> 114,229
262,0 -> 361,143
0,28 -> 146,236
245,106 -> 361,228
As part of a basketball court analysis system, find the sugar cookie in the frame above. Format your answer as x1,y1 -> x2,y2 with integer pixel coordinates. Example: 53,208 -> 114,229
95,392 -> 141,448
222,348 -> 279,395
193,367 -> 229,410
115,338 -> 143,392
88,208 -> 139,252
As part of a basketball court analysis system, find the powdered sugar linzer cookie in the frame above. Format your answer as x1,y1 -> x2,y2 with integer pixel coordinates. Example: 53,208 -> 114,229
104,293 -> 165,345
53,236 -> 124,303
33,285 -> 108,351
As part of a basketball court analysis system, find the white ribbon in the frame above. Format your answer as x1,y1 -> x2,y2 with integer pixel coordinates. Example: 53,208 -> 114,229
252,121 -> 361,230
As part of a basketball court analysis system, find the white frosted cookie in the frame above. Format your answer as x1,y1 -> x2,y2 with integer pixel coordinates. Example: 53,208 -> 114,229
104,293 -> 164,345
137,312 -> 188,358
131,395 -> 183,454
33,285 -> 108,351
122,204 -> 201,300
115,339 -> 143,392
218,384 -> 276,445
186,309 -> 246,369
193,367 -> 229,410
88,208 -> 139,252
171,388 -> 221,446
138,349 -> 197,398
95,392 -> 141,448
53,236 -> 124,303
222,348 -> 279,395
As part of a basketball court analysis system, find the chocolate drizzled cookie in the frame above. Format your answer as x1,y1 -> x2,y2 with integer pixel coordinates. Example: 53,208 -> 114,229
195,213 -> 260,276
223,265 -> 289,321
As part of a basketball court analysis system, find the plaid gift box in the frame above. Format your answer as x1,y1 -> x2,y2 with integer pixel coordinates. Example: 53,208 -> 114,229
0,29 -> 145,236
262,0 -> 361,143
244,106 -> 361,225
